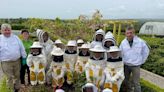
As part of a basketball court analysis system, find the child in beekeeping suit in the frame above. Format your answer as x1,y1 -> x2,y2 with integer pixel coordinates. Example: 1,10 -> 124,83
82,83 -> 98,92
102,31 -> 116,50
75,44 -> 90,74
64,40 -> 78,85
104,46 -> 124,92
77,39 -> 84,47
47,47 -> 66,91
90,29 -> 105,48
54,39 -> 65,51
36,29 -> 54,72
85,45 -> 106,90
27,42 -> 46,85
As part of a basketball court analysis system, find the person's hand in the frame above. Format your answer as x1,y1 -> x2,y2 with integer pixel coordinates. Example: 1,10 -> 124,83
22,58 -> 27,66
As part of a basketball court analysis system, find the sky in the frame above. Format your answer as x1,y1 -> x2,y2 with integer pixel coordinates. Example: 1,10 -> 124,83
0,0 -> 164,19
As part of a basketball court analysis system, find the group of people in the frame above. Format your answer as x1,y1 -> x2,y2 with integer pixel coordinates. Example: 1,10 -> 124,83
0,23 -> 150,92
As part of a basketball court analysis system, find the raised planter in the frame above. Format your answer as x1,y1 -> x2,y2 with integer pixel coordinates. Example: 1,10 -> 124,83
140,68 -> 164,89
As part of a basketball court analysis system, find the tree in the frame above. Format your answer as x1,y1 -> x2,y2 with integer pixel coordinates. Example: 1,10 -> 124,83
23,18 -> 44,32
92,9 -> 103,23
78,15 -> 88,22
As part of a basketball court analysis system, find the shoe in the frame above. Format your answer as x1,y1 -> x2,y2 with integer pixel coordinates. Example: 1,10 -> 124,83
14,89 -> 19,92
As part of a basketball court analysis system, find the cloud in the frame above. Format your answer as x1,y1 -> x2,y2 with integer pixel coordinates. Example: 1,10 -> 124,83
157,3 -> 164,9
66,8 -> 72,13
88,10 -> 96,13
119,5 -> 126,10
107,5 -> 126,12
1,0 -> 164,19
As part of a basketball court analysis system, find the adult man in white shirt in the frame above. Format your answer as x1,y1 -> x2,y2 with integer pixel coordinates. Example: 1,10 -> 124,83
0,24 -> 26,92
119,26 -> 149,92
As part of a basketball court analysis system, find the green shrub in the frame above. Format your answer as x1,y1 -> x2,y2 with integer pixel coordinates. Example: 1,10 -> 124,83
0,77 -> 12,92
140,79 -> 164,92
11,24 -> 26,30
138,36 -> 164,76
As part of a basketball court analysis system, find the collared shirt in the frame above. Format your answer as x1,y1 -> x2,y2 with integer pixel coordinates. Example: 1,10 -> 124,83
128,40 -> 133,47
0,34 -> 27,62
119,36 -> 150,66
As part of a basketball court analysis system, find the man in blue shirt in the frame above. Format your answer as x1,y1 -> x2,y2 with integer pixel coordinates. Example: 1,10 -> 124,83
0,24 -> 27,92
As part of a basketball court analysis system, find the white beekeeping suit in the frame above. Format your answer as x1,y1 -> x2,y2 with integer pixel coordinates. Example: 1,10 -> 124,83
102,31 -> 116,50
54,39 -> 65,51
104,46 -> 124,92
85,45 -> 106,90
27,42 -> 46,85
90,29 -> 105,48
77,39 -> 84,47
82,83 -> 98,92
102,88 -> 113,92
77,39 -> 84,54
36,29 -> 54,71
55,89 -> 65,92
75,44 -> 90,74
47,47 -> 66,89
64,40 -> 78,84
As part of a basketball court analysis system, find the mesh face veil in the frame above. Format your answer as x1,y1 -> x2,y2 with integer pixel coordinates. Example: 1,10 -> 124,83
31,48 -> 42,56
52,55 -> 64,63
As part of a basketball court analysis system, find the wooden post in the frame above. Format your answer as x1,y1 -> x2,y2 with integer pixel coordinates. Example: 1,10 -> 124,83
103,24 -> 106,32
113,23 -> 117,39
117,23 -> 122,45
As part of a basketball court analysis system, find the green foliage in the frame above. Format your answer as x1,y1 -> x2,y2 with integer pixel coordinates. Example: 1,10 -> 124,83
11,24 -> 26,30
0,77 -> 12,92
23,18 -> 49,32
140,36 -> 164,76
73,72 -> 87,92
30,85 -> 52,92
140,79 -> 164,92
